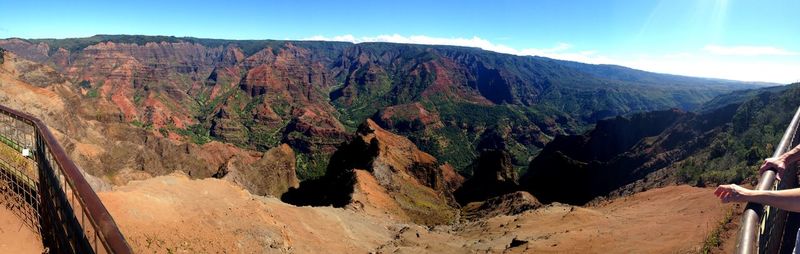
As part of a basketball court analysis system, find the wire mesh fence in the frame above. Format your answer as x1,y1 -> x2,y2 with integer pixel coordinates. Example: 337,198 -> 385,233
0,105 -> 130,254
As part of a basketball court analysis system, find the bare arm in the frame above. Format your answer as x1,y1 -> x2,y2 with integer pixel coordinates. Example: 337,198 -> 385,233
749,188 -> 800,212
782,145 -> 800,164
715,184 -> 800,212
714,145 -> 800,208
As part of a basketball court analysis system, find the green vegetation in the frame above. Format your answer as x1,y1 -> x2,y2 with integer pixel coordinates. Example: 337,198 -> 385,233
81,79 -> 101,98
295,152 -> 330,180
322,41 -> 760,176
133,90 -> 145,105
130,120 -> 145,128
332,66 -> 398,130
677,84 -> 800,185
84,80 -> 104,98
194,84 -> 239,121
158,127 -> 169,137
247,124 -> 284,150
0,134 -> 36,187
403,100 -> 571,174
172,124 -> 212,145
0,134 -> 21,151
9,35 -> 770,182
130,120 -> 153,130
21,34 -> 352,58
86,88 -> 99,98
701,208 -> 736,253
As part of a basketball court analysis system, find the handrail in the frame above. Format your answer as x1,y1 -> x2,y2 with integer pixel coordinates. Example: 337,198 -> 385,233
736,105 -> 800,253
0,104 -> 131,253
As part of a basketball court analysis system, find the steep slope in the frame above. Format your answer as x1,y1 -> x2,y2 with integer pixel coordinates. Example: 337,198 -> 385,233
522,83 -> 800,205
215,143 -> 299,197
378,185 -> 733,253
0,50 -> 300,196
282,119 -> 463,225
675,83 -> 800,185
98,172 -> 396,253
0,35 -> 765,178
98,172 -> 733,253
522,108 -> 731,204
454,127 -> 521,204
461,191 -> 542,220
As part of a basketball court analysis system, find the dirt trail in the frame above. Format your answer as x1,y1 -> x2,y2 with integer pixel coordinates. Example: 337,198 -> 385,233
380,185 -> 734,253
0,206 -> 42,253
99,173 -> 732,253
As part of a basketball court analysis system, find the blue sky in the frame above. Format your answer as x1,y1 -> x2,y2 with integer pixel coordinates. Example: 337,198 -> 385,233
0,0 -> 798,83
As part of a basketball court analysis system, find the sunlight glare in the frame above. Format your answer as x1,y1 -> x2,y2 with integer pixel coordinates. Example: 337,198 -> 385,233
710,0 -> 729,42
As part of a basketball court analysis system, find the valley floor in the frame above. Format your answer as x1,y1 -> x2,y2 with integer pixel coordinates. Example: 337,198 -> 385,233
98,172 -> 734,253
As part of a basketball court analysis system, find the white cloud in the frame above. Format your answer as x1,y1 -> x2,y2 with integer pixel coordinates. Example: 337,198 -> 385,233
303,34 -> 800,84
704,44 -> 798,56
613,54 -> 800,84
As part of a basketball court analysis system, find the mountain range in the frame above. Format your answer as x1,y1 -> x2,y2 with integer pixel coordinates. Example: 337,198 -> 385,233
0,35 -> 769,180
0,34 -> 790,252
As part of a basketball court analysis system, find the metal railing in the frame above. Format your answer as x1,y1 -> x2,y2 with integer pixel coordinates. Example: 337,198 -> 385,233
0,104 -> 131,254
737,105 -> 800,254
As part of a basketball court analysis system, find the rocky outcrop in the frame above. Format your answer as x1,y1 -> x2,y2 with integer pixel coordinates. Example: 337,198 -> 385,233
216,144 -> 299,197
0,36 -> 769,214
0,39 -> 51,62
455,149 -> 519,204
454,127 -> 522,204
0,36 -> 763,181
372,102 -> 444,132
461,191 -> 542,220
209,107 -> 248,145
332,119 -> 463,197
0,38 -> 355,178
240,44 -> 333,98
283,119 -> 463,225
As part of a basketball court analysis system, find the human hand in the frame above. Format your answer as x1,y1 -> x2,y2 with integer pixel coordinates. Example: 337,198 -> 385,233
714,184 -> 752,203
760,157 -> 787,180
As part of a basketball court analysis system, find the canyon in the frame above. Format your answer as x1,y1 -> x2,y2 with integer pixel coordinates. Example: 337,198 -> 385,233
0,35 -> 781,253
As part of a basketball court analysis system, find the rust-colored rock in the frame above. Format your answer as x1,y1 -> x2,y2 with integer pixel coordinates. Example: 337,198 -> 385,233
461,191 -> 541,220
217,144 -> 299,197
286,119 -> 462,225
374,102 -> 444,131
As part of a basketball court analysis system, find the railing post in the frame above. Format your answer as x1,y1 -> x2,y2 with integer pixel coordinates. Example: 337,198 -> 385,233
736,105 -> 800,254
0,104 -> 132,253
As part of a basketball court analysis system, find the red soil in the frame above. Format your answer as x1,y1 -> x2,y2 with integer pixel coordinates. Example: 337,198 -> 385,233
0,207 -> 42,253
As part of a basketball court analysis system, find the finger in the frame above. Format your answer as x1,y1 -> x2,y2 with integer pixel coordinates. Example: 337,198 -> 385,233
714,187 -> 724,196
759,163 -> 770,173
724,191 -> 738,202
761,166 -> 779,177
